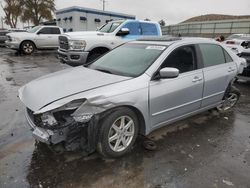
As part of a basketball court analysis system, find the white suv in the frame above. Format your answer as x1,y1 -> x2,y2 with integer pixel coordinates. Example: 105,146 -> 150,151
6,26 -> 63,54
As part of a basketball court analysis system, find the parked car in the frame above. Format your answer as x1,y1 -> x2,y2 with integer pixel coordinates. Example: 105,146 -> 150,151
226,34 -> 249,40
0,30 -> 9,46
5,26 -> 63,54
224,35 -> 250,77
58,19 -> 162,66
19,37 -> 245,157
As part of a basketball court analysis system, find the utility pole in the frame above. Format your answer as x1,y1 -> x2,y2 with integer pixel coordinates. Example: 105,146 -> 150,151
101,0 -> 107,11
1,17 -> 3,29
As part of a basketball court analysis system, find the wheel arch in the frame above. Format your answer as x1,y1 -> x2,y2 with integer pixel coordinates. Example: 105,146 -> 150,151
99,105 -> 146,135
20,40 -> 37,51
89,46 -> 110,55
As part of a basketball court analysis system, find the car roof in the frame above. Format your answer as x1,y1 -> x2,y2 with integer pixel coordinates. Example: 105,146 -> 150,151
131,36 -> 217,46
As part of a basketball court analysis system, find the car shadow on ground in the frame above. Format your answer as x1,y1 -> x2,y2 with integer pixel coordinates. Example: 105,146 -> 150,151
25,110 -> 243,188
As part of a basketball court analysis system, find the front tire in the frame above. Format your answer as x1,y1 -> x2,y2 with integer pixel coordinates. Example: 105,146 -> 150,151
21,41 -> 35,55
97,108 -> 139,158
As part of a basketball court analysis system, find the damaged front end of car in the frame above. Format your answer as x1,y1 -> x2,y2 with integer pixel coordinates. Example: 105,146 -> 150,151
25,99 -> 106,154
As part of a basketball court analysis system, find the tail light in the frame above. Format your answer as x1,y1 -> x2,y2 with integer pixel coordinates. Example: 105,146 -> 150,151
226,41 -> 235,45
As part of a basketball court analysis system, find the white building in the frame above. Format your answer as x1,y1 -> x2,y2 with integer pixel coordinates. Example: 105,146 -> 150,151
56,6 -> 136,32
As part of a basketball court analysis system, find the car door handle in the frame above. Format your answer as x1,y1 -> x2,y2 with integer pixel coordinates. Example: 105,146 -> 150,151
48,36 -> 52,38
192,76 -> 202,83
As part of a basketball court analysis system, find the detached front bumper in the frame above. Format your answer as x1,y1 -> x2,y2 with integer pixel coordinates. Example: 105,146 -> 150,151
58,49 -> 89,66
25,108 -> 99,153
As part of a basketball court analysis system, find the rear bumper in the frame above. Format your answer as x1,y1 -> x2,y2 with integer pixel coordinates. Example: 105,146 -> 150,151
58,49 -> 89,66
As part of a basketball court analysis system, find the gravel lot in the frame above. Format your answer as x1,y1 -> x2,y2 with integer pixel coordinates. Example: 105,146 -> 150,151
0,47 -> 250,188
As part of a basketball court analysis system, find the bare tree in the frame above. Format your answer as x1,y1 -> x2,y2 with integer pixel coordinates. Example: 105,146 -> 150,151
22,0 -> 55,26
0,0 -> 23,28
158,19 -> 166,27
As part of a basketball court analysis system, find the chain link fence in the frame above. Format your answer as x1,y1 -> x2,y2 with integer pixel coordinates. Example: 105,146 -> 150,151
162,19 -> 250,38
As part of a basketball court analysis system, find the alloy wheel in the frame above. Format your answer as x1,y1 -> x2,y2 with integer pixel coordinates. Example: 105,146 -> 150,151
23,43 -> 34,54
108,116 -> 135,152
217,93 -> 239,111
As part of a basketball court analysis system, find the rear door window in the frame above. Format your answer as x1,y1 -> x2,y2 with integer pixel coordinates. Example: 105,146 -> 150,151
199,44 -> 225,67
141,23 -> 158,35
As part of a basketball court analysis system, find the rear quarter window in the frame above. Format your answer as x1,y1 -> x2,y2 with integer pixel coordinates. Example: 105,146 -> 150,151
199,44 -> 226,67
223,49 -> 233,63
141,23 -> 158,35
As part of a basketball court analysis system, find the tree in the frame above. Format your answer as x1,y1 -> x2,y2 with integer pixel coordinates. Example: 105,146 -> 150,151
22,0 -> 55,26
158,20 -> 166,27
0,0 -> 23,28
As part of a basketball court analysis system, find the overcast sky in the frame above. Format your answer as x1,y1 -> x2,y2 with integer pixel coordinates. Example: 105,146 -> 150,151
0,0 -> 250,28
55,0 -> 250,24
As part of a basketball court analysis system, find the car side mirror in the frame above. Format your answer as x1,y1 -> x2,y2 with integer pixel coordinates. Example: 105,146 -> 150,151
37,32 -> 41,35
159,67 -> 179,79
116,28 -> 130,36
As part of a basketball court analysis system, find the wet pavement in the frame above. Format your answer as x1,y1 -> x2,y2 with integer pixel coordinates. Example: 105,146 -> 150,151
0,47 -> 250,188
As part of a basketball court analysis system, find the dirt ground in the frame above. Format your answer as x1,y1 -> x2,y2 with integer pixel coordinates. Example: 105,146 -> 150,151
0,47 -> 250,188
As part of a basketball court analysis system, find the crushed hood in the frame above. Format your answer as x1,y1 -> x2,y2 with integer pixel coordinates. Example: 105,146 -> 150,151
19,67 -> 130,112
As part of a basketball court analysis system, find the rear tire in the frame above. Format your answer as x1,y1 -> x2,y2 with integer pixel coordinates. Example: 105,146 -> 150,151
21,41 -> 35,55
97,108 -> 139,158
217,86 -> 240,111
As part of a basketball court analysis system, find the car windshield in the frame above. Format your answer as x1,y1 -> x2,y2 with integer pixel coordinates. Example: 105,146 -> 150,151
98,21 -> 124,33
89,43 -> 167,77
28,26 -> 41,33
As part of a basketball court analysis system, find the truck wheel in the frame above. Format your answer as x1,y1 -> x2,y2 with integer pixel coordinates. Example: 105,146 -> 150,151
21,41 -> 35,55
217,86 -> 240,111
97,108 -> 139,158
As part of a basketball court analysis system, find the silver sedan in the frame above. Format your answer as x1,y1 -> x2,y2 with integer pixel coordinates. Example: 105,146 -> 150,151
19,37 -> 245,157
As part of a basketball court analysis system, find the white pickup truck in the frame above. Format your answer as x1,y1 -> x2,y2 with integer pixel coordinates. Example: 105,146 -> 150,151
58,20 -> 162,66
5,26 -> 63,54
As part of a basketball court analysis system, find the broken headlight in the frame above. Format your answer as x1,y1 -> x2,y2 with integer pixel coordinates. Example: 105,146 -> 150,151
41,112 -> 57,126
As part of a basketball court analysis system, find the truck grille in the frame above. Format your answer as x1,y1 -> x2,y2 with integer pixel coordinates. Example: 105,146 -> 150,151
59,36 -> 69,50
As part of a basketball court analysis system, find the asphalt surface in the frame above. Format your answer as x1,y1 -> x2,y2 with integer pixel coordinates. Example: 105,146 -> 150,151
0,47 -> 250,188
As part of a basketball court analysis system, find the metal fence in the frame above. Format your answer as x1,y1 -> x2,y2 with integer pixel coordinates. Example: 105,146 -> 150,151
162,18 -> 250,38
